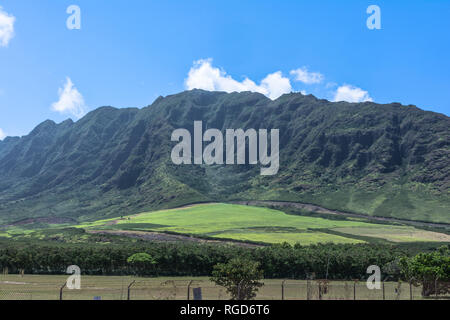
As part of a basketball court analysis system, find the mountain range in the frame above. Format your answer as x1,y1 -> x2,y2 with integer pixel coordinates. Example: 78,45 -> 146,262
0,90 -> 448,224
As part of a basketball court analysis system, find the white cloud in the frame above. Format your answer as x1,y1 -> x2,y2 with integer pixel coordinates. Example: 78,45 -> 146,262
333,85 -> 372,103
51,77 -> 87,119
185,59 -> 292,100
260,71 -> 292,100
0,128 -> 6,140
0,6 -> 15,47
290,67 -> 324,84
185,59 -> 375,103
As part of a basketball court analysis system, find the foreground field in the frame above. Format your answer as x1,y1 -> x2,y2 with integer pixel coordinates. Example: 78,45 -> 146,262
0,275 -> 430,300
77,203 -> 450,245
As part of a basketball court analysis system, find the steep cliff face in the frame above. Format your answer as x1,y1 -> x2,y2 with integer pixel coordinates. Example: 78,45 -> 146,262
0,90 -> 448,224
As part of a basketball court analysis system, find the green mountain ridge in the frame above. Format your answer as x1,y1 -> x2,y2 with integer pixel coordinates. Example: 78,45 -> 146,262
0,90 -> 448,224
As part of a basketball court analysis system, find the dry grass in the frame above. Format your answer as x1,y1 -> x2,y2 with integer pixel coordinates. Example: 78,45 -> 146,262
333,226 -> 450,243
0,275 -> 432,300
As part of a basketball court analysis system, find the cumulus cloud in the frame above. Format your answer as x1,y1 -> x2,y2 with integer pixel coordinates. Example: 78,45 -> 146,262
0,6 -> 15,47
185,59 -> 292,100
185,59 -> 375,103
260,71 -> 292,100
333,85 -> 372,103
0,128 -> 6,140
51,77 -> 87,119
290,67 -> 324,84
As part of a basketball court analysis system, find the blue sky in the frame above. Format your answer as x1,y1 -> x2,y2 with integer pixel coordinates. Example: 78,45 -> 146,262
0,0 -> 449,138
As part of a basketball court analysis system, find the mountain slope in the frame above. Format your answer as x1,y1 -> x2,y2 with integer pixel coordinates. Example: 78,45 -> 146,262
0,90 -> 448,224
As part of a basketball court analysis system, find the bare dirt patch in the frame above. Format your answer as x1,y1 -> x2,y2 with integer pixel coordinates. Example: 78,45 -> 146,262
0,217 -> 77,229
333,227 -> 450,243
87,230 -> 262,248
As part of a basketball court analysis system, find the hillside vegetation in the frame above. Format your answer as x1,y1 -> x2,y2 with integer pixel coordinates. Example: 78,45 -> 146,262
0,90 -> 448,224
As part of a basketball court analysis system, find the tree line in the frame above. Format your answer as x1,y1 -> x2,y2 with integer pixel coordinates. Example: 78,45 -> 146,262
0,241 -> 427,280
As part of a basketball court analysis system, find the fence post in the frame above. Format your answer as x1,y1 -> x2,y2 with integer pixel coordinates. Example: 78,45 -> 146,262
435,277 -> 439,299
318,282 -> 322,300
187,280 -> 193,300
306,280 -> 310,300
127,280 -> 135,300
281,280 -> 286,300
59,282 -> 66,301
237,279 -> 244,300
353,281 -> 356,301
409,280 -> 413,300
382,281 -> 385,300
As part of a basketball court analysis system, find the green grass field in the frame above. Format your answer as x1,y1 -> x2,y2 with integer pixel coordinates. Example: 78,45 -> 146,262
0,274 -> 429,300
75,203 -> 450,245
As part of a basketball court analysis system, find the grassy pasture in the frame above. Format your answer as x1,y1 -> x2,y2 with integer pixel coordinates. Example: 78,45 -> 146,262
76,203 -> 449,245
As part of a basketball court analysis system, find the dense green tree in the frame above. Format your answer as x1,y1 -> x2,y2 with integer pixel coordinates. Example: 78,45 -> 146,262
127,253 -> 157,276
210,258 -> 264,300
399,246 -> 449,296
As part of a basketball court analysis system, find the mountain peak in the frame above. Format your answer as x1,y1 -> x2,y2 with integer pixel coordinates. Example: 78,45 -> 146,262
0,90 -> 448,224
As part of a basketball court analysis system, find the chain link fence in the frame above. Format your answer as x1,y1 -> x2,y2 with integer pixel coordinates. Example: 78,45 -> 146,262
0,275 -> 448,300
